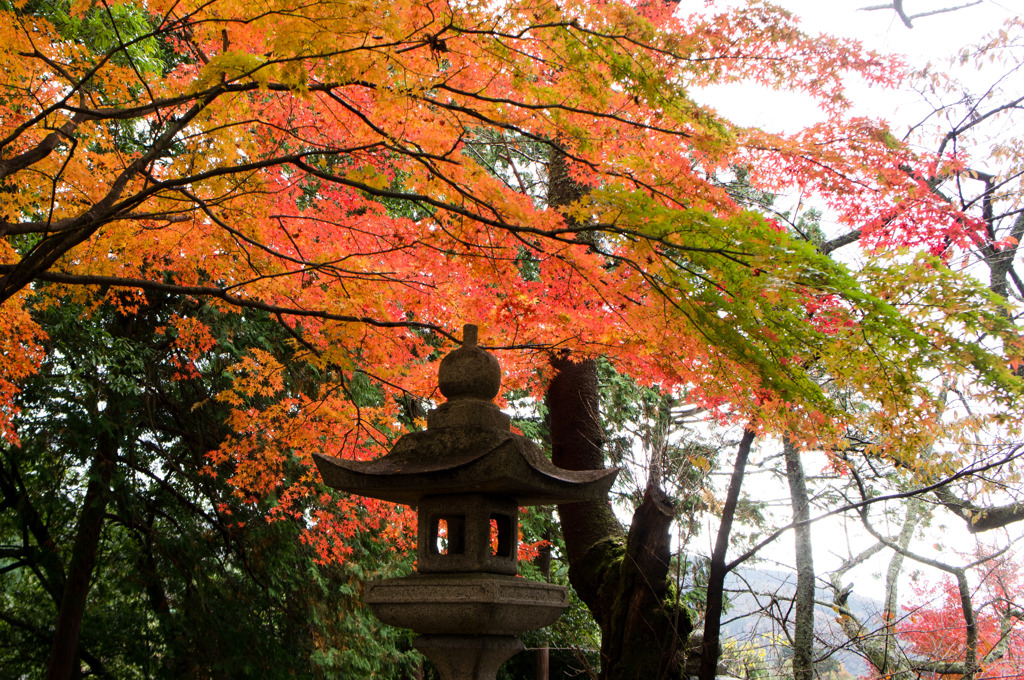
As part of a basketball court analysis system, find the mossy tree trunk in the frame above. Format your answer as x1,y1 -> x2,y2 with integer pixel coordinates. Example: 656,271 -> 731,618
547,356 -> 689,680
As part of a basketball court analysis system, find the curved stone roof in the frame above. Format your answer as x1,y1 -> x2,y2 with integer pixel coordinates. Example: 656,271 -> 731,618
313,324 -> 618,505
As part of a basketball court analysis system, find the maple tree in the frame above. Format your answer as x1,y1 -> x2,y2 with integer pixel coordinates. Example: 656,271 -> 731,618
900,552 -> 1024,680
2,0 -> 1024,678
744,19 -> 1024,678
818,443 -> 1023,677
2,0 -> 1020,437
866,548 -> 1024,680
896,17 -> 1024,535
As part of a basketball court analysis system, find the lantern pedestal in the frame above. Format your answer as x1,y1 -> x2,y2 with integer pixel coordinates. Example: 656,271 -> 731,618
414,635 -> 523,680
365,572 -> 569,680
364,573 -> 568,635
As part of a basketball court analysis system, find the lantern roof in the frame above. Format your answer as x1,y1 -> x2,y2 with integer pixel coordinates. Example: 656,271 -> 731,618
313,325 -> 617,505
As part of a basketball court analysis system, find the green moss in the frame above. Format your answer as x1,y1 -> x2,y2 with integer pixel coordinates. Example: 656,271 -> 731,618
566,533 -> 692,679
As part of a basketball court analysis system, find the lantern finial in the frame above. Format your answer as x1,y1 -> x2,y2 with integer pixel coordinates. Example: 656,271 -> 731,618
438,323 -> 500,402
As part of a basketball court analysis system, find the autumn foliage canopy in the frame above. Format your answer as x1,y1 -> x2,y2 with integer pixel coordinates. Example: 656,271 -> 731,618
1,0 -> 1022,560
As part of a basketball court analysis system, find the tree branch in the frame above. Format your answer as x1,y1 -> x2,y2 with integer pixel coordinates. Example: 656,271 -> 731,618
858,1 -> 983,28
729,444 -> 1024,570
0,266 -> 455,339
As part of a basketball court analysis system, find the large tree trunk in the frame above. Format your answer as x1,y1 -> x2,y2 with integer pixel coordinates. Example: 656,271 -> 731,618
784,439 -> 815,680
45,363 -> 128,680
547,356 -> 688,680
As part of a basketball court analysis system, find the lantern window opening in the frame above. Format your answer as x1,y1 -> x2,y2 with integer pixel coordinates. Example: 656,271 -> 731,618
489,513 -> 513,558
431,515 -> 466,556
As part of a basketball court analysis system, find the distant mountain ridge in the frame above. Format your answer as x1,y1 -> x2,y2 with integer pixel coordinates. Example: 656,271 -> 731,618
711,566 -> 885,678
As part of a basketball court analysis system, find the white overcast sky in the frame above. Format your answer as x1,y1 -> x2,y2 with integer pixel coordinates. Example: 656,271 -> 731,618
777,0 -> 1017,58
700,0 -> 1020,134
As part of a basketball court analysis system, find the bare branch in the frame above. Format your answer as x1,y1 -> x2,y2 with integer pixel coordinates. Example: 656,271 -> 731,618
858,0 -> 983,28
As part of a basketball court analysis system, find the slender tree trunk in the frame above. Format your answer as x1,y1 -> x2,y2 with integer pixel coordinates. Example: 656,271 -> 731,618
699,429 -> 756,680
535,523 -> 552,680
46,437 -> 116,680
880,497 -> 921,676
784,439 -> 815,680
534,641 -> 549,680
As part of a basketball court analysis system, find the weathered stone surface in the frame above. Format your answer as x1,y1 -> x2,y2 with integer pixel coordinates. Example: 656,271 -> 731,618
313,430 -> 616,505
364,573 -> 568,635
437,324 -> 501,402
415,635 -> 523,680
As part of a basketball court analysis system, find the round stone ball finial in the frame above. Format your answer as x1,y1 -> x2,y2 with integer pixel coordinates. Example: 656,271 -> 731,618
438,324 -> 501,402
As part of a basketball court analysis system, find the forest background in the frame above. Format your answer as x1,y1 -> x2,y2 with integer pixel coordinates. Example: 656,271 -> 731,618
1,0 -> 1022,679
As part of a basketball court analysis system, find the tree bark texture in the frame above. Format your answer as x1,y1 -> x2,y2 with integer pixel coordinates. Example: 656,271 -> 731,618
547,356 -> 689,680
783,439 -> 815,680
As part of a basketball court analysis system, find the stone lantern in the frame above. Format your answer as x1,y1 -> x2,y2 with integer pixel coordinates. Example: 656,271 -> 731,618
313,325 -> 616,680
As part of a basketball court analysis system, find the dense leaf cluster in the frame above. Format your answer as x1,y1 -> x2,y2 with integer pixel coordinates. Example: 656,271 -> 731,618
0,295 -> 419,678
